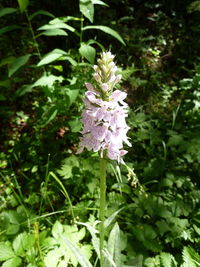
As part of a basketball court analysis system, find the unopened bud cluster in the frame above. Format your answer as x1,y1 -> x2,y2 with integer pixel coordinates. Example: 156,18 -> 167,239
77,51 -> 131,163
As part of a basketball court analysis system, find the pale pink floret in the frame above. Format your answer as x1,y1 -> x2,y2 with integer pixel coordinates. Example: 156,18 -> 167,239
77,51 -> 131,163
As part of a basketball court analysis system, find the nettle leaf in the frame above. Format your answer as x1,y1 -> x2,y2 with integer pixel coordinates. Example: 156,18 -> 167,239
8,54 -> 31,77
37,49 -> 67,66
79,0 -> 94,23
0,242 -> 15,261
182,247 -> 200,267
160,252 -> 177,267
29,10 -> 55,20
17,0 -> 29,13
34,74 -> 64,88
79,43 -> 96,64
83,25 -> 125,45
2,257 -> 22,267
0,8 -> 17,18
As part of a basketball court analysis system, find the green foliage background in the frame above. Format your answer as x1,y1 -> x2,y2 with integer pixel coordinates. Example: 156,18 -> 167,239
0,0 -> 200,266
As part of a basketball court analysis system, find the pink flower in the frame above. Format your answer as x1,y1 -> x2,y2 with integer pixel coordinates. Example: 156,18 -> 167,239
77,51 -> 131,163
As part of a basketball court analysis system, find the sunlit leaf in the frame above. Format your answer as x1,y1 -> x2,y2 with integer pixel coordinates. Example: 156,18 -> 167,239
79,0 -> 94,23
62,236 -> 93,267
92,0 -> 108,7
37,49 -> 67,66
0,242 -> 15,261
38,19 -> 75,32
39,29 -> 68,37
2,257 -> 22,267
83,25 -> 126,45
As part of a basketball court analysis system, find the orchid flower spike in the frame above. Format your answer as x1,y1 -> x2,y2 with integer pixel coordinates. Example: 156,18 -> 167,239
77,51 -> 131,163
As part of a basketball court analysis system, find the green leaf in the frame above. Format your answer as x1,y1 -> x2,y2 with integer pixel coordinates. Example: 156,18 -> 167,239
92,0 -> 109,6
38,19 -> 75,32
13,232 -> 35,256
41,106 -> 58,126
107,222 -> 121,266
0,242 -> 15,261
57,155 -> 79,179
8,54 -> 31,77
37,49 -> 67,66
17,0 -> 29,13
77,222 -> 99,258
2,257 -> 22,267
79,43 -> 96,64
104,208 -> 124,229
79,0 -> 94,23
15,84 -> 33,96
29,10 -> 55,20
83,25 -> 126,45
65,88 -> 79,107
39,29 -> 68,36
68,118 -> 82,133
0,8 -> 17,18
0,25 -> 21,36
52,221 -> 63,238
160,252 -> 177,267
62,236 -> 93,267
34,74 -> 63,88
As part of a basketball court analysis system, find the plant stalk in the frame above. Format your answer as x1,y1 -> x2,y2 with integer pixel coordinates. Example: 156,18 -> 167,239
99,157 -> 107,267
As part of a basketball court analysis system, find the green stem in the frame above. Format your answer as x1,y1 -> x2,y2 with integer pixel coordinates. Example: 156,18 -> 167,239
99,157 -> 107,267
25,10 -> 46,74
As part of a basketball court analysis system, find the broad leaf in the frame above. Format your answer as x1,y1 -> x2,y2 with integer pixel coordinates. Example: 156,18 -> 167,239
68,118 -> 82,133
0,8 -> 17,18
13,232 -> 35,256
39,29 -> 68,37
83,25 -> 125,45
38,19 -> 75,32
79,43 -> 96,64
62,237 -> 93,267
2,257 -> 21,267
0,242 -> 15,261
17,0 -> 29,13
77,222 -> 100,258
57,155 -> 79,179
37,49 -> 67,66
160,252 -> 177,267
79,0 -> 94,23
29,10 -> 55,20
8,54 -> 31,77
